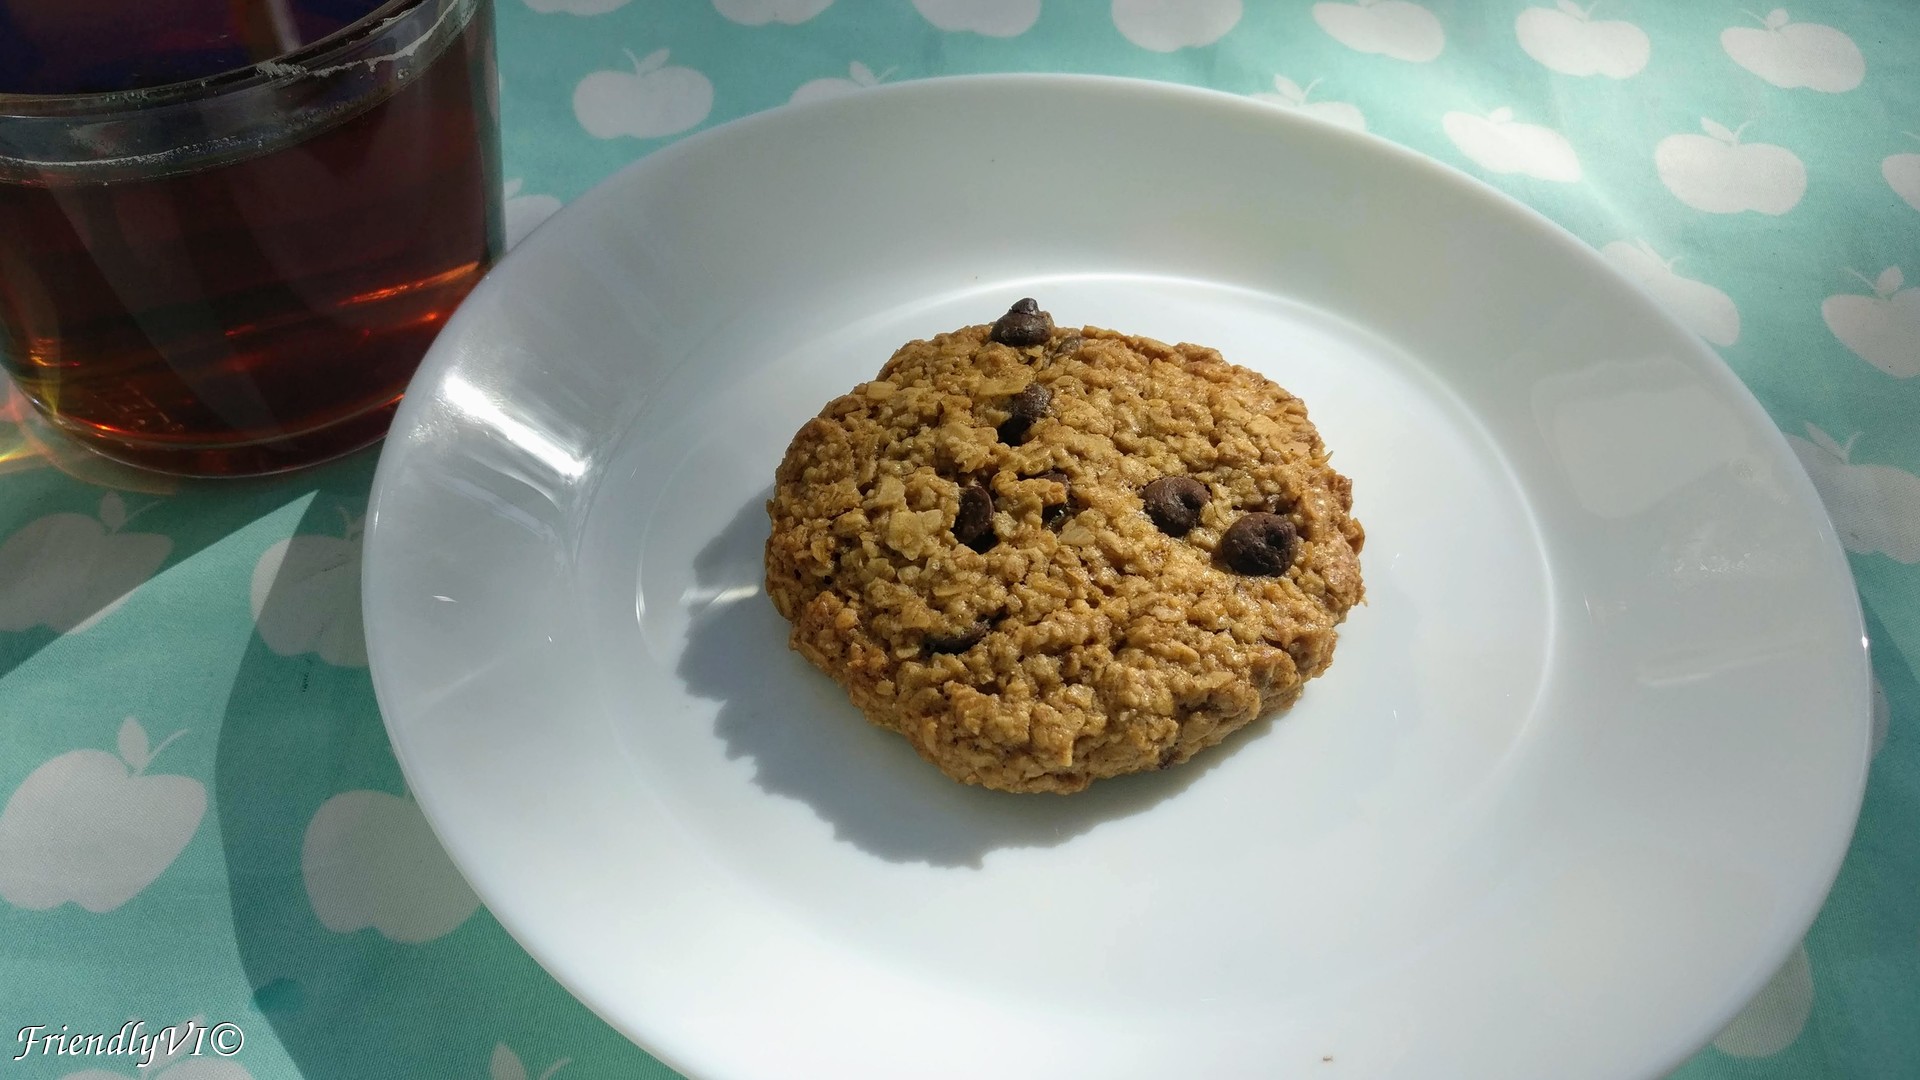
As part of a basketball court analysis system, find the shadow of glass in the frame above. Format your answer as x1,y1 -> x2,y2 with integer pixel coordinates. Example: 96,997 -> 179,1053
0,445 -> 381,683
679,490 -> 1274,869
214,461 -> 670,1079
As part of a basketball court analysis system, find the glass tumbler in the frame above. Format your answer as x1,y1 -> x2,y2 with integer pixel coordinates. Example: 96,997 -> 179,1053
0,0 -> 503,476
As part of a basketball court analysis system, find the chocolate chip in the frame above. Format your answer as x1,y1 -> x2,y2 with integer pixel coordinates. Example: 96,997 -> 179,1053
1219,513 -> 1298,576
954,482 -> 997,552
997,382 -> 1051,445
1036,470 -> 1075,528
1141,476 -> 1208,536
991,298 -> 1053,347
926,618 -> 991,655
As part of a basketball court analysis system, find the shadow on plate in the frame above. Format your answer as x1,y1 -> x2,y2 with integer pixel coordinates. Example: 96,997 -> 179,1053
678,490 -> 1271,870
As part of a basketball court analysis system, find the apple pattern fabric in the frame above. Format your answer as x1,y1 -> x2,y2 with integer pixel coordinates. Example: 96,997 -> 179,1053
0,719 -> 203,913
1313,0 -> 1445,62
1,3 -> 1917,1078
1253,76 -> 1367,132
302,790 -> 480,943
491,1044 -> 570,1080
503,179 -> 563,249
1442,106 -> 1582,182
250,511 -> 368,668
573,49 -> 714,141
1887,137 -> 1920,212
0,492 -> 170,634
790,61 -> 892,106
713,0 -> 832,27
1656,118 -> 1808,215
1516,2 -> 1650,79
914,0 -> 1040,39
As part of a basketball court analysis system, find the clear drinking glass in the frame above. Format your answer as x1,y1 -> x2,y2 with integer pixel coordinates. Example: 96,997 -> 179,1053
0,0 -> 503,475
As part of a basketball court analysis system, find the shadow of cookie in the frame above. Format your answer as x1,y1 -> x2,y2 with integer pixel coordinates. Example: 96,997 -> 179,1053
678,490 -> 1271,869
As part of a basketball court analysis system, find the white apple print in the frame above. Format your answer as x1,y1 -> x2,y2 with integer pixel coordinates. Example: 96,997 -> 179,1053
1600,239 -> 1741,346
252,508 -> 367,667
1885,135 -> 1920,213
1655,118 -> 1806,215
1112,0 -> 1241,52
1787,422 -> 1920,562
521,0 -> 628,15
713,0 -> 830,25
0,718 -> 204,913
1251,76 -> 1366,132
1713,942 -> 1813,1057
1515,0 -> 1648,78
1822,267 -> 1920,378
491,1044 -> 570,1080
914,0 -> 1039,37
304,789 -> 480,943
1722,9 -> 1863,92
789,61 -> 890,106
1312,0 -> 1444,63
1442,107 -> 1581,182
573,49 -> 714,141
0,491 -> 170,633
503,179 -> 561,250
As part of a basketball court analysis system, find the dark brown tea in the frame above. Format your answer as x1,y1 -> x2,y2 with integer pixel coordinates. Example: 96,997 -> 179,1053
0,0 -> 502,474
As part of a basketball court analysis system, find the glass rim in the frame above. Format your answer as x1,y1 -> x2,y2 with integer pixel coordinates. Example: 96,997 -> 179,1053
0,0 -> 485,174
0,0 -> 443,114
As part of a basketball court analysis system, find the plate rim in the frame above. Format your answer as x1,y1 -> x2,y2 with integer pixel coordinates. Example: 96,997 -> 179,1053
364,72 -> 1871,1080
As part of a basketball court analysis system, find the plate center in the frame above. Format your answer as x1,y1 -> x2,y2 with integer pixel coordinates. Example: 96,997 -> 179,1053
581,273 -> 1554,1007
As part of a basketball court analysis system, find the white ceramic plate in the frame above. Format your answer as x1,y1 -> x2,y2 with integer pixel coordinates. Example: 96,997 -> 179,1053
364,76 -> 1870,1080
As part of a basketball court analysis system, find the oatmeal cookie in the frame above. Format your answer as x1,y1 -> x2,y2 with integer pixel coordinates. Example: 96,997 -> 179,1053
765,299 -> 1364,793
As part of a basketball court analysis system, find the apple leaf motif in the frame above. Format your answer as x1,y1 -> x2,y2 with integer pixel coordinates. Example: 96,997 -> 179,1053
1764,8 -> 1789,29
1701,117 -> 1737,143
127,722 -> 185,776
1803,422 -> 1858,462
117,716 -> 149,773
1632,237 -> 1676,268
0,733 -> 204,913
251,517 -> 368,667
849,61 -> 877,86
492,1045 -> 527,1080
99,491 -> 126,531
1489,106 -> 1514,123
1877,266 -> 1904,296
1714,942 -> 1813,1057
629,47 -> 670,75
1555,0 -> 1586,16
1272,75 -> 1306,102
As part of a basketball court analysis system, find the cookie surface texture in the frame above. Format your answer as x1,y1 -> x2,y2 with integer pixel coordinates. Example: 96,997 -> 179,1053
765,301 -> 1365,794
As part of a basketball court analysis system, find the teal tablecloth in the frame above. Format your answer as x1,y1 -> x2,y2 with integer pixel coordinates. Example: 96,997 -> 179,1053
4,2 -> 1917,1077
